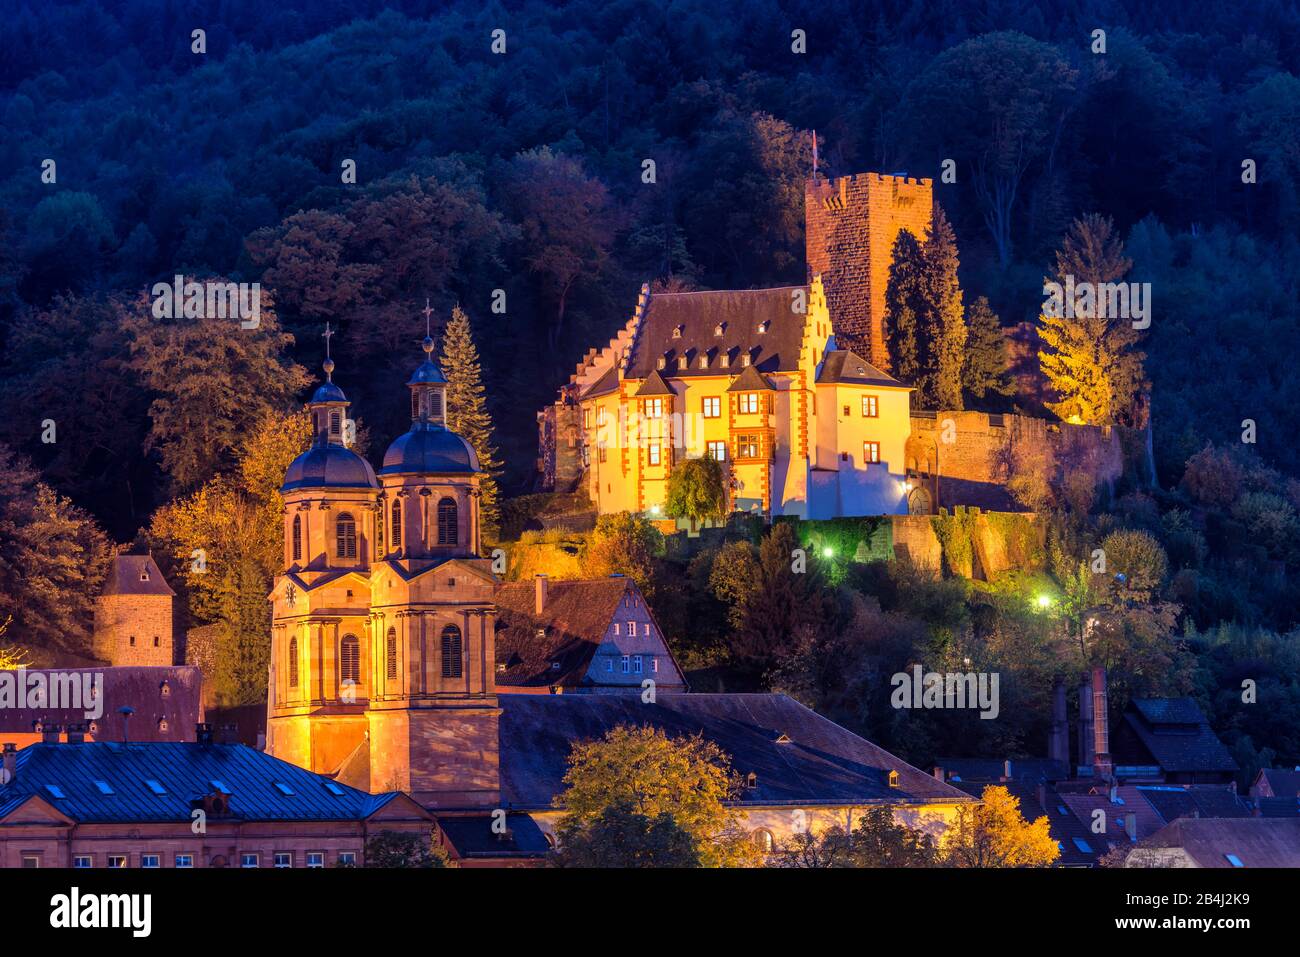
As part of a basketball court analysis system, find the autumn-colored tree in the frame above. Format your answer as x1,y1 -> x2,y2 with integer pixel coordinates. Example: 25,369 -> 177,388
149,409 -> 311,705
440,305 -> 503,537
555,724 -> 763,868
851,806 -> 941,867
943,785 -> 1059,867
121,281 -> 309,493
664,456 -> 727,532
0,444 -> 112,656
553,803 -> 702,868
582,512 -> 662,593
0,615 -> 30,669
1038,215 -> 1148,426
962,296 -> 1013,400
1098,529 -> 1168,600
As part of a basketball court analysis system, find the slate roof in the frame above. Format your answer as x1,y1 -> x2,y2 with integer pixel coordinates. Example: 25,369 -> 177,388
936,758 -> 1068,784
1255,767 -> 1300,798
1059,785 -> 1168,847
0,666 -> 202,743
633,368 -> 676,397
102,555 -> 174,597
1256,797 -> 1300,818
1121,698 -> 1237,774
497,693 -> 974,810
724,363 -> 776,393
1135,818 -> 1300,867
494,579 -> 632,689
624,287 -> 808,379
580,365 -> 619,400
0,741 -> 421,824
438,813 -> 552,859
949,777 -> 1099,866
816,349 -> 906,388
1137,785 -> 1252,823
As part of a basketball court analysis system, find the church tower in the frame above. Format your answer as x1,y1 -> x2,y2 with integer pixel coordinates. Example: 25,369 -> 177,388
266,340 -> 380,775
366,334 -> 500,808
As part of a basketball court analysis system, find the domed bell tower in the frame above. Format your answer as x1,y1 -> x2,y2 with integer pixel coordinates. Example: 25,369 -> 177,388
367,333 -> 501,808
267,333 -> 380,777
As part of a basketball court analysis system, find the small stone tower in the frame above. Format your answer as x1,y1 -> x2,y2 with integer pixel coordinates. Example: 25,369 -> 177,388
93,554 -> 176,666
805,171 -> 933,371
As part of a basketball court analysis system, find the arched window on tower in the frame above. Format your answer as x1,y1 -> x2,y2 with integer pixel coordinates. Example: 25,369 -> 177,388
336,512 -> 357,559
291,514 -> 302,562
440,625 -> 463,678
288,637 -> 299,688
386,627 -> 398,680
437,497 -> 458,546
340,635 -> 360,686
390,500 -> 402,550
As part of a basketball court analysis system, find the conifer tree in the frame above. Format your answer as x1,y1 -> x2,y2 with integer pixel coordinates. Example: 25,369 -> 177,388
1038,215 -> 1148,425
440,305 -> 503,536
962,295 -> 1013,399
921,205 -> 966,409
882,229 -> 926,387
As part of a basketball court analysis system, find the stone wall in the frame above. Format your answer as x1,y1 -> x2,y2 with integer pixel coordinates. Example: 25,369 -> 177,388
92,594 -> 175,666
907,411 -> 1139,512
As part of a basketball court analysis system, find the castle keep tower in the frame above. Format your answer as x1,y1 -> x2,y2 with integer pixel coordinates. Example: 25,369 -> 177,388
93,554 -> 175,666
805,172 -> 933,371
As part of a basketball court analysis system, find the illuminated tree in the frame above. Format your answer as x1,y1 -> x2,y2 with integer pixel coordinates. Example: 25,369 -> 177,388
555,724 -> 763,868
664,456 -> 727,532
441,305 -> 503,537
582,512 -> 662,592
943,785 -> 1059,867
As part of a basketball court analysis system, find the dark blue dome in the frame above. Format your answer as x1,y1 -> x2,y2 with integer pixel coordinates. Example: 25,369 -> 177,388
380,427 -> 479,475
282,445 -> 379,492
407,361 -> 447,385
310,381 -> 348,403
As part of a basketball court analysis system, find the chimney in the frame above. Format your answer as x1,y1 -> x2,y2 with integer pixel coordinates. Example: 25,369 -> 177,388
1037,782 -> 1047,811
1048,677 -> 1069,767
932,766 -> 945,782
1002,759 -> 1012,782
1124,812 -> 1138,842
1078,676 -> 1094,774
42,723 -> 61,744
1092,666 -> 1113,783
2,743 -> 16,782
218,723 -> 238,745
534,574 -> 548,615
66,724 -> 85,745
195,722 -> 213,746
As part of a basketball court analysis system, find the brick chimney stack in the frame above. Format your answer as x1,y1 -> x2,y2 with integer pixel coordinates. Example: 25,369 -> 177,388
534,574 -> 548,615
1078,676 -> 1094,774
2,743 -> 16,783
41,723 -> 61,744
1092,666 -> 1114,783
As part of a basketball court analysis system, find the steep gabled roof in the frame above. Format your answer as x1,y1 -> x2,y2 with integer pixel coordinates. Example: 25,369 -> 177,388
633,368 -> 675,397
1121,699 -> 1237,774
0,742 -> 429,824
1136,817 -> 1300,867
102,555 -> 174,598
624,287 -> 809,379
725,363 -> 776,393
0,666 -> 202,743
580,365 -> 620,400
1255,767 -> 1300,798
498,693 -> 975,809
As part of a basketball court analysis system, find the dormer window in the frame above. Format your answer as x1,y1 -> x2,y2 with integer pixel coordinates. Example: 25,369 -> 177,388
888,770 -> 900,788
714,323 -> 725,337
672,325 -> 683,339
139,568 -> 149,582
741,353 -> 752,367
657,356 -> 666,370
745,772 -> 758,789
160,680 -> 171,697
757,320 -> 769,334
677,355 -> 687,370
698,354 -> 708,369
721,353 -> 730,368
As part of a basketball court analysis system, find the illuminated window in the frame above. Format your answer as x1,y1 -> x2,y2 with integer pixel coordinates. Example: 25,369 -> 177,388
645,398 -> 663,419
437,497 -> 458,546
335,512 -> 357,559
737,435 -> 759,459
864,441 -> 880,464
291,514 -> 302,561
702,396 -> 721,418
739,393 -> 759,414
597,407 -> 607,426
752,829 -> 774,853
288,637 -> 299,688
707,441 -> 726,461
340,635 -> 360,685
862,395 -> 879,417
386,628 -> 398,680
107,856 -> 126,868
648,443 -> 661,466
441,626 -> 463,678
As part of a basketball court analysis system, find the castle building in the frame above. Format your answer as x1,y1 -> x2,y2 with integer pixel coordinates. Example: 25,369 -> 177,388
268,339 -> 976,855
93,554 -> 176,667
537,170 -> 933,521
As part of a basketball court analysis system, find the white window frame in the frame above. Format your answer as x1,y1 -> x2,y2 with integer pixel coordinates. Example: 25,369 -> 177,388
241,853 -> 259,868
175,854 -> 193,868
621,656 -> 630,674
141,854 -> 160,869
702,396 -> 721,418
274,852 -> 292,869
648,442 -> 661,466
739,393 -> 759,414
864,441 -> 880,464
306,852 -> 325,869
707,441 -> 726,461
862,394 -> 879,417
